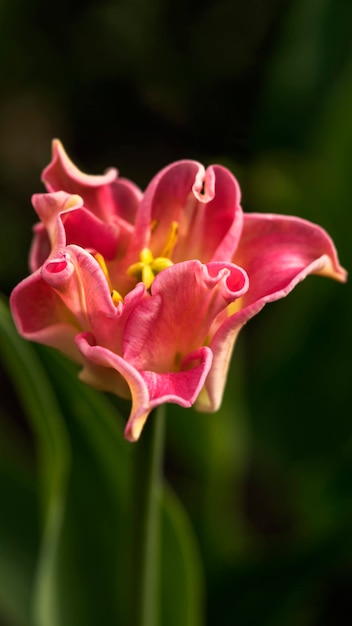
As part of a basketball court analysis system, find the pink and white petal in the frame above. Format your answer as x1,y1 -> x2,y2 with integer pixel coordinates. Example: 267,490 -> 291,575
32,190 -> 83,229
61,207 -> 119,259
110,177 -> 143,225
197,213 -> 347,413
234,213 -> 347,311
175,164 -> 244,263
32,191 -> 126,261
132,160 -> 242,263
122,260 -> 248,372
195,323 -> 243,413
41,250 -> 92,330
41,246 -> 126,337
30,223 -> 52,271
141,346 -> 212,403
42,139 -> 142,224
76,333 -> 213,442
131,160 -> 204,259
75,332 -> 153,442
207,165 -> 243,261
32,191 -> 83,250
12,243 -> 147,363
10,270 -> 81,361
127,346 -> 213,441
42,140 -> 117,216
67,245 -> 149,352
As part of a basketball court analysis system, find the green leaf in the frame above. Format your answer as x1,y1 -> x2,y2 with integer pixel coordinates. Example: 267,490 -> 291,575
36,345 -> 134,626
0,410 -> 38,626
160,485 -> 204,626
2,297 -> 205,625
45,351 -> 206,626
0,295 -> 70,626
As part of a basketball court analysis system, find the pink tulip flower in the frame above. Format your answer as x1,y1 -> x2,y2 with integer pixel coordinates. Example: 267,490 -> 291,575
10,141 -> 347,441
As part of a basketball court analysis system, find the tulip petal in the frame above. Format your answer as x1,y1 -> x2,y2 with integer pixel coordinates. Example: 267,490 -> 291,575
42,139 -> 142,224
131,161 -> 243,264
31,192 -> 83,259
123,259 -> 248,372
59,206 -> 120,259
66,245 -> 149,353
189,164 -> 244,262
235,213 -> 347,312
76,333 -> 213,442
30,222 -> 52,272
31,191 -> 132,269
10,270 -> 81,361
196,213 -> 347,413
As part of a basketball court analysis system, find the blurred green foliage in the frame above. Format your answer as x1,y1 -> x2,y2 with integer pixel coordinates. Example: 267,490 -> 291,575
0,0 -> 351,624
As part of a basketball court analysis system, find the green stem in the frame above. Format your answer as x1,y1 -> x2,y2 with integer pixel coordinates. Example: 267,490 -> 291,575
131,405 -> 165,626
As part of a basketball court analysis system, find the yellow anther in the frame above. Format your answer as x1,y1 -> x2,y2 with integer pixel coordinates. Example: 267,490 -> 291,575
111,289 -> 123,306
151,219 -> 158,233
161,221 -> 179,258
95,252 -> 110,285
94,252 -> 123,305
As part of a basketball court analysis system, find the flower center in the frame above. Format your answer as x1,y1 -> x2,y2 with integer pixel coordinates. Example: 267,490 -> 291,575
127,248 -> 173,289
94,221 -> 179,300
127,221 -> 178,289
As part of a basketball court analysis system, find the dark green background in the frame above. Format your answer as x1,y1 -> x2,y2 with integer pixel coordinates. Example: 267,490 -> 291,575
0,0 -> 351,624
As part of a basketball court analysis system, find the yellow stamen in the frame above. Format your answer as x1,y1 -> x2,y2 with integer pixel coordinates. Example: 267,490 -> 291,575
151,219 -> 158,233
94,252 -> 123,305
111,289 -> 123,305
161,221 -> 179,257
95,252 -> 110,282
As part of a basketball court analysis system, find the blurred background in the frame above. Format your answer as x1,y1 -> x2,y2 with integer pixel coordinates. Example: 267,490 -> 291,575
0,0 -> 351,624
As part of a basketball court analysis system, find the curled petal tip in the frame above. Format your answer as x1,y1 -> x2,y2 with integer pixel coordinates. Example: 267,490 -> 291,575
325,261 -> 347,283
42,254 -> 75,287
192,165 -> 215,203
124,410 -> 150,442
51,137 -> 63,153
43,138 -> 118,189
340,268 -> 348,283
313,250 -> 347,284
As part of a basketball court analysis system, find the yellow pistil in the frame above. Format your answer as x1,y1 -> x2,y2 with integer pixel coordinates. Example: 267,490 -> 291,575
127,247 -> 173,289
94,252 -> 123,305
